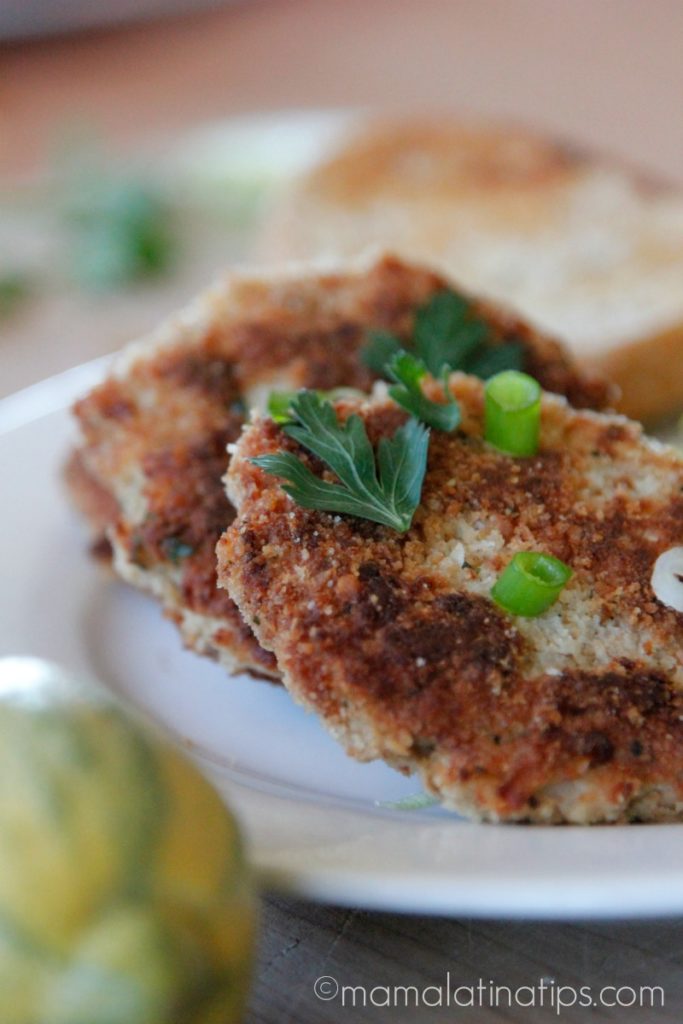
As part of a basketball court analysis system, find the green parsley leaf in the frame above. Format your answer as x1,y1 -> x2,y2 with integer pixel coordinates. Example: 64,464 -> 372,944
252,390 -> 429,532
386,350 -> 461,432
362,288 -> 525,382
414,290 -> 485,375
465,339 -> 525,379
362,330 -> 402,374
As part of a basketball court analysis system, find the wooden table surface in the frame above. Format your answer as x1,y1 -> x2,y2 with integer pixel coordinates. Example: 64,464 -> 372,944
252,897 -> 683,1022
3,2 -> 683,1020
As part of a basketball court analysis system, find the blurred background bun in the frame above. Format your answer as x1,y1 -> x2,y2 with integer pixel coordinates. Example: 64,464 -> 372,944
261,118 -> 683,422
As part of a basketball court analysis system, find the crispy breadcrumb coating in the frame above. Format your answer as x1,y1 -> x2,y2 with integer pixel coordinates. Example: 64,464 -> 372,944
220,375 -> 683,822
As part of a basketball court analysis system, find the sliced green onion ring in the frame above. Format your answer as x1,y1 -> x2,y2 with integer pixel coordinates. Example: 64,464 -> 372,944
491,551 -> 573,617
484,370 -> 541,456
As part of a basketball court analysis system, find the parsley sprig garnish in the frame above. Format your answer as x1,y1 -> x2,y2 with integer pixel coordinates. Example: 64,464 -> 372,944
385,350 -> 461,432
252,390 -> 429,532
363,289 -> 524,380
253,290 -> 524,533
362,331 -> 403,375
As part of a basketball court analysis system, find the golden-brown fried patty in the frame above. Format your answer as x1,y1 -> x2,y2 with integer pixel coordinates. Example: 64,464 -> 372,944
68,253 -> 611,679
219,375 -> 683,822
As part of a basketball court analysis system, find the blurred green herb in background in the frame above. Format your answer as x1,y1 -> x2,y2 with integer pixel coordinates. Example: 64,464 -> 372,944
0,271 -> 31,319
64,178 -> 176,291
0,124 -> 277,320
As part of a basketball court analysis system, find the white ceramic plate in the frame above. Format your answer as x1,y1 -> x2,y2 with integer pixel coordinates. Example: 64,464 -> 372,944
4,364 -> 683,921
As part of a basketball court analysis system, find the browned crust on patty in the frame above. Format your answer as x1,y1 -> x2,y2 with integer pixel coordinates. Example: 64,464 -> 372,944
68,253 -> 612,680
63,450 -> 117,562
219,375 -> 683,822
71,349 -> 278,678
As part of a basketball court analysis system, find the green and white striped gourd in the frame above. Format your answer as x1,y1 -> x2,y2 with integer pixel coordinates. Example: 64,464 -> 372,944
0,658 -> 256,1024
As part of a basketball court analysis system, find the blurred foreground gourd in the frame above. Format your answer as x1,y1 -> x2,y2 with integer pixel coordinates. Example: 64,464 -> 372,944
0,658 -> 256,1024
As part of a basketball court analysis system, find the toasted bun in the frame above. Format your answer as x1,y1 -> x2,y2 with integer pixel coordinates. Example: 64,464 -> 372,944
261,118 -> 683,422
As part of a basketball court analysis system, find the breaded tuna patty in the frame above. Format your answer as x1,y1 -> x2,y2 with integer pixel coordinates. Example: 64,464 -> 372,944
68,253 -> 611,679
219,376 -> 683,822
